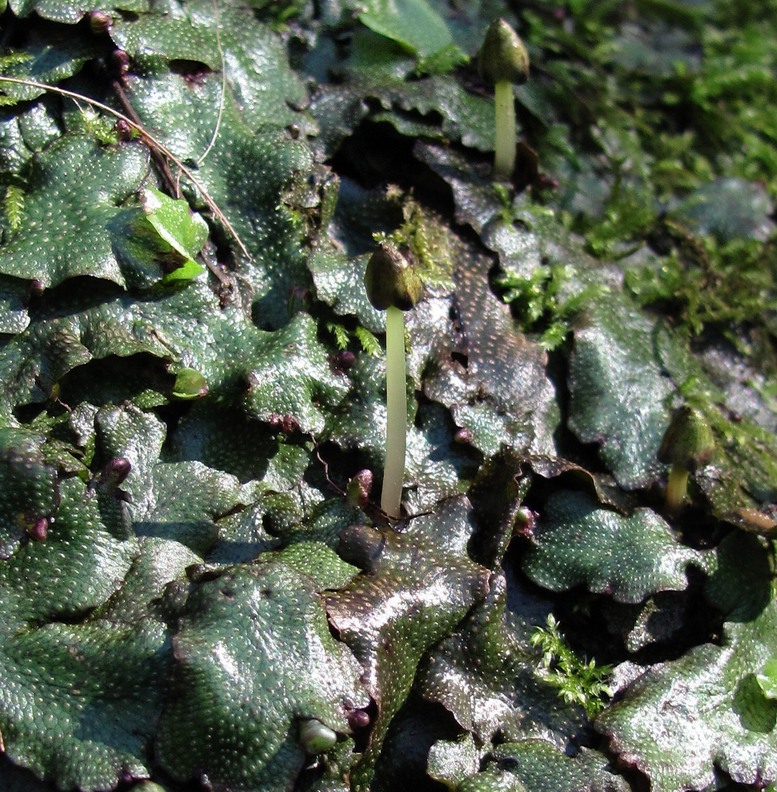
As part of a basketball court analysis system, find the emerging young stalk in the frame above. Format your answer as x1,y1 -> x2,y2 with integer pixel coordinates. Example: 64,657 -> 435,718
383,305 -> 406,518
364,244 -> 423,519
658,406 -> 715,513
478,18 -> 530,181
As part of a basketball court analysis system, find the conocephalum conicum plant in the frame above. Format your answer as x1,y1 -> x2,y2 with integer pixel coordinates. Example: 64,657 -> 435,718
478,18 -> 530,181
364,244 -> 423,519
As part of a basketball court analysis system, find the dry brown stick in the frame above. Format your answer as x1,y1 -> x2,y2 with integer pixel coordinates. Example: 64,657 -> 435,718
111,79 -> 181,199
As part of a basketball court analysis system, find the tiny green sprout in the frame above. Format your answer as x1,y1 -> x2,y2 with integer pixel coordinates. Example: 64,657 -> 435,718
658,405 -> 715,513
756,657 -> 777,700
478,18 -> 530,181
298,718 -> 338,754
364,244 -> 423,519
347,468 -> 374,510
171,367 -> 208,400
3,183 -> 25,232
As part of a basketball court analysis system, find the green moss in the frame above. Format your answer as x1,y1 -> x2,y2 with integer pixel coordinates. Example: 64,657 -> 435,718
495,262 -> 605,349
375,195 -> 457,290
626,228 -> 776,338
531,614 -> 613,717
516,0 -> 777,251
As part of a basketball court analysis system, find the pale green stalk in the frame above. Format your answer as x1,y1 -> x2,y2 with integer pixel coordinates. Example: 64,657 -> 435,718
658,405 -> 714,514
381,305 -> 406,518
494,80 -> 516,180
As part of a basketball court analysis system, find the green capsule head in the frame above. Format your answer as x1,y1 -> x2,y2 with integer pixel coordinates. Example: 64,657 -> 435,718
478,18 -> 530,86
364,244 -> 424,312
658,406 -> 715,471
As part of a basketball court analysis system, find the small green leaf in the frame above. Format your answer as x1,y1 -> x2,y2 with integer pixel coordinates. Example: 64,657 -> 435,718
531,615 -> 613,716
358,0 -> 464,67
757,658 -> 777,700
161,257 -> 205,283
354,325 -> 381,356
141,186 -> 208,263
2,183 -> 25,231
327,321 -> 350,350
298,718 -> 338,754
77,106 -> 118,145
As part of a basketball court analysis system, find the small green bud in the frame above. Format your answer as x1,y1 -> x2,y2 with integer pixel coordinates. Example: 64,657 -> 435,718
364,244 -> 424,312
172,368 -> 208,400
346,469 -> 373,509
658,406 -> 715,472
298,718 -> 338,754
478,18 -> 530,86
756,657 -> 777,700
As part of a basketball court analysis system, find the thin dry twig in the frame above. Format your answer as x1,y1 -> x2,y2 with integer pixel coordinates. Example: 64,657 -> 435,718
196,0 -> 227,167
111,79 -> 181,198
